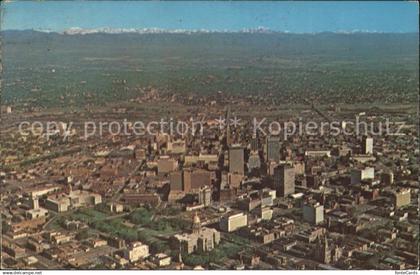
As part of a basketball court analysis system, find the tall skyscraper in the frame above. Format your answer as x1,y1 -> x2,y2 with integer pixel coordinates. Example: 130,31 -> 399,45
229,145 -> 245,175
170,171 -> 183,191
248,151 -> 261,170
226,105 -> 232,146
266,136 -> 281,162
250,133 -> 259,152
198,186 -> 212,207
274,164 -> 295,197
362,136 -> 373,155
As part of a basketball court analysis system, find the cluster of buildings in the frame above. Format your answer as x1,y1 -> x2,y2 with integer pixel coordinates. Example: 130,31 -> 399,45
171,212 -> 221,255
1,98 -> 418,270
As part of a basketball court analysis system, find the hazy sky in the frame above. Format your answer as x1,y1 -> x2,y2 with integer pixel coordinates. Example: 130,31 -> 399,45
2,1 -> 419,33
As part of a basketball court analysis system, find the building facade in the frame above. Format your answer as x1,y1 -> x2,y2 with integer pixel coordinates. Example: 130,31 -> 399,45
229,145 -> 245,175
219,212 -> 248,232
274,164 -> 295,197
266,136 -> 281,162
303,203 -> 324,225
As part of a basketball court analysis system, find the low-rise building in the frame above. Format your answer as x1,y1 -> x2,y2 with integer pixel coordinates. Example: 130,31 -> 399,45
259,207 -> 273,221
109,203 -> 124,213
151,253 -> 171,267
351,167 -> 374,184
124,242 -> 149,262
26,208 -> 48,220
45,189 -> 102,212
393,189 -> 411,208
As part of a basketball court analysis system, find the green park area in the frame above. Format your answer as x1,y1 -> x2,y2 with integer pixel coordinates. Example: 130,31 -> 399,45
51,206 -> 190,254
49,206 -> 251,265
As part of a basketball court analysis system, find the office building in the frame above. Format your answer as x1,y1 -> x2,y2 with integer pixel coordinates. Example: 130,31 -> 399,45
198,186 -> 212,207
266,136 -> 281,162
250,134 -> 259,151
157,156 -> 178,174
274,164 -> 295,197
259,207 -> 273,221
170,171 -> 183,191
362,136 -> 373,155
44,189 -> 102,213
229,145 -> 245,175
219,212 -> 248,232
248,151 -> 261,170
184,169 -> 212,192
303,203 -> 324,225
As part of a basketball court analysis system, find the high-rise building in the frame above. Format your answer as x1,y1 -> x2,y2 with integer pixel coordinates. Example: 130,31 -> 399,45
266,136 -> 281,162
226,106 -> 232,146
274,164 -> 295,197
170,171 -> 183,191
198,186 -> 212,207
314,236 -> 331,264
303,203 -> 324,225
183,169 -> 212,192
250,134 -> 259,152
229,145 -> 245,175
183,169 -> 192,192
248,151 -> 261,170
362,136 -> 373,155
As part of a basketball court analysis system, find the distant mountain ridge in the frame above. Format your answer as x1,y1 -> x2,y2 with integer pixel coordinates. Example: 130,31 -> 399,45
3,27 -> 414,35
2,28 -> 418,107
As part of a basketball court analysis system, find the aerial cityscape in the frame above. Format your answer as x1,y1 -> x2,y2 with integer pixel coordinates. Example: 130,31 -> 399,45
0,1 -> 418,271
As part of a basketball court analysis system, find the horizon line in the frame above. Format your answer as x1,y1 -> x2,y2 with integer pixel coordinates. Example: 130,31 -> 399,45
2,28 -> 419,35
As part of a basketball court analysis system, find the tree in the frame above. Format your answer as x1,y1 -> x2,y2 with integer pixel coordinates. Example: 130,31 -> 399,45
75,229 -> 89,240
150,241 -> 169,254
128,208 -> 152,225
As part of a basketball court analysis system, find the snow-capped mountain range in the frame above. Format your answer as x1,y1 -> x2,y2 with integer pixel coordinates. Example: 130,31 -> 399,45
30,27 -> 386,35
